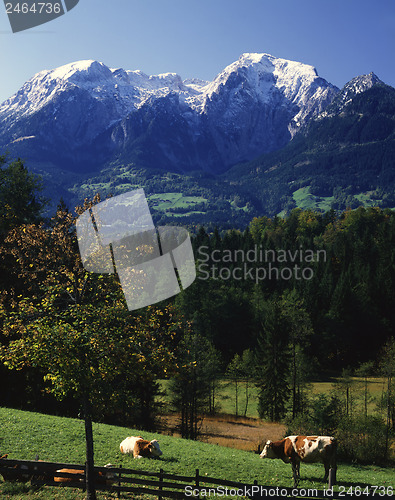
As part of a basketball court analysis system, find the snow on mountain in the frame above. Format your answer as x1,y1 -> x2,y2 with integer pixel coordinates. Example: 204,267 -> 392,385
201,53 -> 337,130
319,72 -> 384,119
338,72 -> 382,99
183,77 -> 210,90
0,53 -> 340,173
181,52 -> 339,167
0,60 -> 196,125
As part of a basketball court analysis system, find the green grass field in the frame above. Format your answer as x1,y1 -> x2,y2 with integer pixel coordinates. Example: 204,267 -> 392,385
292,187 -> 335,212
148,192 -> 207,216
291,187 -> 387,214
0,407 -> 394,499
160,377 -> 387,420
354,192 -> 384,208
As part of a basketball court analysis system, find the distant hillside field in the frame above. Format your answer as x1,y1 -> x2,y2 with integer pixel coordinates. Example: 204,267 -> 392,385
159,378 -> 388,419
0,407 -> 394,499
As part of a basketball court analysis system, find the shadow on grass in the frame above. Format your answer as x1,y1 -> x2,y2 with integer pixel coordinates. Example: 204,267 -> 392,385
300,474 -> 373,490
0,481 -> 31,495
160,456 -> 179,463
299,475 -> 328,483
334,480 -> 375,488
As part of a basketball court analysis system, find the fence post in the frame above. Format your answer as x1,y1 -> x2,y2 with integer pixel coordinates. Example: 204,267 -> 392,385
195,468 -> 200,491
159,468 -> 163,500
117,465 -> 122,499
81,461 -> 86,493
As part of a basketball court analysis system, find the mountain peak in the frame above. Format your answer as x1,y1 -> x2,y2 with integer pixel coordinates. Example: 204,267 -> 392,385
0,53 -> 344,178
344,72 -> 383,94
238,52 -> 274,65
48,60 -> 113,82
208,52 -> 323,93
202,52 -> 336,134
321,72 -> 385,116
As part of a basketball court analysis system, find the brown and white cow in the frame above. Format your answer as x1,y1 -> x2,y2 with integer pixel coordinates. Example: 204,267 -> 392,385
119,436 -> 163,458
260,435 -> 337,486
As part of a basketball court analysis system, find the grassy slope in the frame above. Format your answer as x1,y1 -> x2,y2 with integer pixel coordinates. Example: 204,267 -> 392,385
292,187 -> 335,212
148,192 -> 207,217
291,186 -> 390,215
0,407 -> 394,499
160,378 -> 387,419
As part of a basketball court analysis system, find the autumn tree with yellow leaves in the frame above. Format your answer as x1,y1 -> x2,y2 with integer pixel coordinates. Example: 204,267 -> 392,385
0,198 -> 183,500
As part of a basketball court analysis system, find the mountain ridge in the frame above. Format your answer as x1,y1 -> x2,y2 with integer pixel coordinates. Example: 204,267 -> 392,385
0,54 -> 394,225
0,53 -> 338,174
222,80 -> 395,217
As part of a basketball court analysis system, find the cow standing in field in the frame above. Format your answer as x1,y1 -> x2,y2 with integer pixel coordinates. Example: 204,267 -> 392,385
260,435 -> 337,486
120,436 -> 163,458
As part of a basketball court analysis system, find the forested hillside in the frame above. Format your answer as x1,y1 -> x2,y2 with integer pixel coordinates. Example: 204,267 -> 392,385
183,207 -> 395,366
0,155 -> 394,464
224,82 -> 395,216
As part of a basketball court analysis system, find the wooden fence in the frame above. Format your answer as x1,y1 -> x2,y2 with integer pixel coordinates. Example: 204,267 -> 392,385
0,457 -> 380,499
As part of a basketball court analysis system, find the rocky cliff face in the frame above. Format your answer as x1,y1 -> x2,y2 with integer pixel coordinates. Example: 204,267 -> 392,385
319,72 -> 384,118
0,53 -> 339,173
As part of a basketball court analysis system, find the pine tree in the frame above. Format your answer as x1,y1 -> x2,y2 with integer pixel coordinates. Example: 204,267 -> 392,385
280,290 -> 314,418
169,332 -> 220,439
0,156 -> 46,237
379,339 -> 395,458
255,300 -> 290,421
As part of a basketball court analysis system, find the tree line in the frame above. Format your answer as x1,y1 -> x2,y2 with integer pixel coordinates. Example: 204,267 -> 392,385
0,155 -> 394,473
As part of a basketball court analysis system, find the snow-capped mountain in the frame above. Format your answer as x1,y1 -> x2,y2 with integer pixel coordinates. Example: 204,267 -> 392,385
201,53 -> 336,126
0,53 -> 339,173
0,60 -> 200,125
190,53 -> 338,168
319,72 -> 384,118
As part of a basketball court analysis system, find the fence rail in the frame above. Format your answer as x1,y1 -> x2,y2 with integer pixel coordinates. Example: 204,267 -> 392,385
0,457 -> 376,499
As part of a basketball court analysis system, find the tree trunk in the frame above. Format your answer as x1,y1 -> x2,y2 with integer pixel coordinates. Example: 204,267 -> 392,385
292,342 -> 296,419
235,379 -> 238,417
210,382 -> 216,414
364,376 -> 368,418
384,375 -> 392,459
244,378 -> 249,417
83,396 -> 97,500
346,386 -> 349,416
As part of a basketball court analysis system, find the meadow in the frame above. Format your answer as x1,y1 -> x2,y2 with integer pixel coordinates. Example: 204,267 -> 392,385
0,407 -> 394,499
159,377 -> 388,420
292,186 -> 335,212
148,192 -> 207,217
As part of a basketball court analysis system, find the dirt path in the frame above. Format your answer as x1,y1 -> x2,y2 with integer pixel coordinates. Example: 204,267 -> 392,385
157,413 -> 286,452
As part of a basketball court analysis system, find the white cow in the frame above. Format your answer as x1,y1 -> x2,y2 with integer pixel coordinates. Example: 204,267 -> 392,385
120,436 -> 163,458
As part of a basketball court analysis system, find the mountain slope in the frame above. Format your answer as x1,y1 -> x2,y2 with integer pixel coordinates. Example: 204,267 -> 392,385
0,53 -> 338,175
224,76 -> 395,215
1,57 -> 394,225
72,72 -> 395,227
0,60 -> 200,171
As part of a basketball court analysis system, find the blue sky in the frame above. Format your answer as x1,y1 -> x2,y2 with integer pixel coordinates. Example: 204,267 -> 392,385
0,0 -> 394,103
